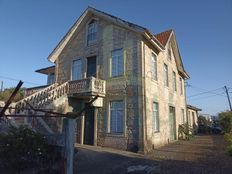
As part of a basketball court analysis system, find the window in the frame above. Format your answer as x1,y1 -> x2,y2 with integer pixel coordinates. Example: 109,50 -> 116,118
180,77 -> 183,95
152,102 -> 159,132
72,59 -> 82,80
111,49 -> 123,77
173,71 -> 177,91
87,20 -> 97,45
192,112 -> 195,125
168,48 -> 172,60
47,73 -> 55,85
151,53 -> 157,80
188,111 -> 191,125
110,100 -> 124,133
181,109 -> 185,124
164,64 -> 169,87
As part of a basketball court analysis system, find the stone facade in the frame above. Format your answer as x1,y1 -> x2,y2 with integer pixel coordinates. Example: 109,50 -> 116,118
141,38 -> 187,152
37,7 -> 189,153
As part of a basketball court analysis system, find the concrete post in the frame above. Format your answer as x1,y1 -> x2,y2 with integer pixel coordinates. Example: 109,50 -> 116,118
63,118 -> 76,174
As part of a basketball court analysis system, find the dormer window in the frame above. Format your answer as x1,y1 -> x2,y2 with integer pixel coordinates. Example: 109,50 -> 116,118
87,19 -> 97,45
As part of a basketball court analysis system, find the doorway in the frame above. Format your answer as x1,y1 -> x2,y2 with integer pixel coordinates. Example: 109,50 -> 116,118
169,106 -> 176,141
84,106 -> 95,145
87,56 -> 96,77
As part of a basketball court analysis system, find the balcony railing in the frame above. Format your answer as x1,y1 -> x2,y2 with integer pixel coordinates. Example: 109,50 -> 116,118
25,85 -> 50,96
68,77 -> 105,97
24,77 -> 105,100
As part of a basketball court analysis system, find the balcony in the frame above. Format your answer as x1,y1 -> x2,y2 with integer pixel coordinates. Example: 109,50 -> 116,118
68,77 -> 105,97
24,77 -> 106,99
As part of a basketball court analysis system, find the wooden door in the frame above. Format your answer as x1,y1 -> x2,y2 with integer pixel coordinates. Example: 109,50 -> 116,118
169,106 -> 176,141
84,106 -> 94,145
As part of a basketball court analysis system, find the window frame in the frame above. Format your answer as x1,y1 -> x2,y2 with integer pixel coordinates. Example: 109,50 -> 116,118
111,48 -> 124,77
71,59 -> 82,80
151,53 -> 158,80
86,19 -> 97,46
152,102 -> 159,132
168,48 -> 172,61
181,109 -> 185,124
109,100 -> 124,134
164,63 -> 169,87
180,77 -> 183,95
173,71 -> 177,92
47,73 -> 55,85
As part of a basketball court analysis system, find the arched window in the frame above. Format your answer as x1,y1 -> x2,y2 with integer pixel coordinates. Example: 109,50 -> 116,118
87,19 -> 97,45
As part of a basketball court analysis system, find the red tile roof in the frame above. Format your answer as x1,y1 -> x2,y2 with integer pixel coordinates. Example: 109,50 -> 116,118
154,29 -> 173,46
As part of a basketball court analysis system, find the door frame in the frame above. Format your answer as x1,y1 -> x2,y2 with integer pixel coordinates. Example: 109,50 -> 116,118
86,56 -> 97,78
80,106 -> 98,146
169,106 -> 177,141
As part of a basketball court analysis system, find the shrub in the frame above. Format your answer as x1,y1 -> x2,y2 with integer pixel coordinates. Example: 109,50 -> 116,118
228,145 -> 232,156
219,111 -> 232,133
0,125 -> 60,173
178,123 -> 194,140
224,133 -> 232,143
224,133 -> 232,156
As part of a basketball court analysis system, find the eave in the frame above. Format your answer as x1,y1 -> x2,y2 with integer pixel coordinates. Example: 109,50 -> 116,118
35,66 -> 55,75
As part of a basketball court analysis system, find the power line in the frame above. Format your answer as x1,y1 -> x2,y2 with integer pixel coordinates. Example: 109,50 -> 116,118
187,86 -> 225,98
0,75 -> 42,86
188,93 -> 223,101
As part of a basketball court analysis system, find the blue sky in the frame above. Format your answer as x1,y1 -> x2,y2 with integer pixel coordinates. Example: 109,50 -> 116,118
0,0 -> 232,115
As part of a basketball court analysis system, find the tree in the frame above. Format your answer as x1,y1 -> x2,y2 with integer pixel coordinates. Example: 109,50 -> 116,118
0,87 -> 25,102
219,111 -> 232,133
198,115 -> 212,134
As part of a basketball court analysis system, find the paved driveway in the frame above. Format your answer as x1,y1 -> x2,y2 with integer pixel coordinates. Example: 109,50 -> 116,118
74,135 -> 232,174
74,145 -> 160,174
148,135 -> 232,174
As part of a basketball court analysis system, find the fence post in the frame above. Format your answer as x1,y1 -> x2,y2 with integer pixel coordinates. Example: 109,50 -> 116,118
63,118 -> 75,174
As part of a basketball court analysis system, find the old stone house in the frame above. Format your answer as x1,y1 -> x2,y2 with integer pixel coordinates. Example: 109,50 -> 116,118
187,104 -> 201,128
16,7 -> 190,153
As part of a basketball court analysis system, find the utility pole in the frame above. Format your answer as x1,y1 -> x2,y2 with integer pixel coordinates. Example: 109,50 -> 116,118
224,86 -> 232,111
0,81 -> 3,92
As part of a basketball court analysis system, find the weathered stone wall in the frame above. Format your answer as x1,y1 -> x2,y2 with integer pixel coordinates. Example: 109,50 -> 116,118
55,15 -> 141,151
53,13 -> 188,152
142,37 -> 187,152
98,23 -> 141,151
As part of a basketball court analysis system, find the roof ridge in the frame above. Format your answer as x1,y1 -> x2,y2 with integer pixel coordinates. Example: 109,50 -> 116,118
88,6 -> 147,31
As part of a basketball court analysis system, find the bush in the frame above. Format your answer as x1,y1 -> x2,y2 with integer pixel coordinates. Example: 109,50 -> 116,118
219,111 -> 232,133
224,133 -> 232,156
0,125 -> 61,173
228,145 -> 232,156
224,133 -> 232,143
178,123 -> 194,140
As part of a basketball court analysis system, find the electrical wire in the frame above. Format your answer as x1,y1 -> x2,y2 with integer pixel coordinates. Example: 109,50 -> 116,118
187,84 -> 225,98
188,93 -> 223,101
0,75 -> 42,86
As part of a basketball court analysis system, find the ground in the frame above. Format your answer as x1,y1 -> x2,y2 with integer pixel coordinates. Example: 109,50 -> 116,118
74,135 -> 232,174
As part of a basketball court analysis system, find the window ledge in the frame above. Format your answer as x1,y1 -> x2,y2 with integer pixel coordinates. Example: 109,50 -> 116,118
108,75 -> 124,79
106,132 -> 125,138
87,42 -> 97,47
153,131 -> 160,134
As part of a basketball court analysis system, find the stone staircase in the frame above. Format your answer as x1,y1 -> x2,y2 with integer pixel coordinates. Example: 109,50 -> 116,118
8,77 -> 106,133
11,81 -> 69,133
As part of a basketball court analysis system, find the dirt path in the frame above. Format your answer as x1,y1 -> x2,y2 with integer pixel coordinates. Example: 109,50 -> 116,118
148,135 -> 232,174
